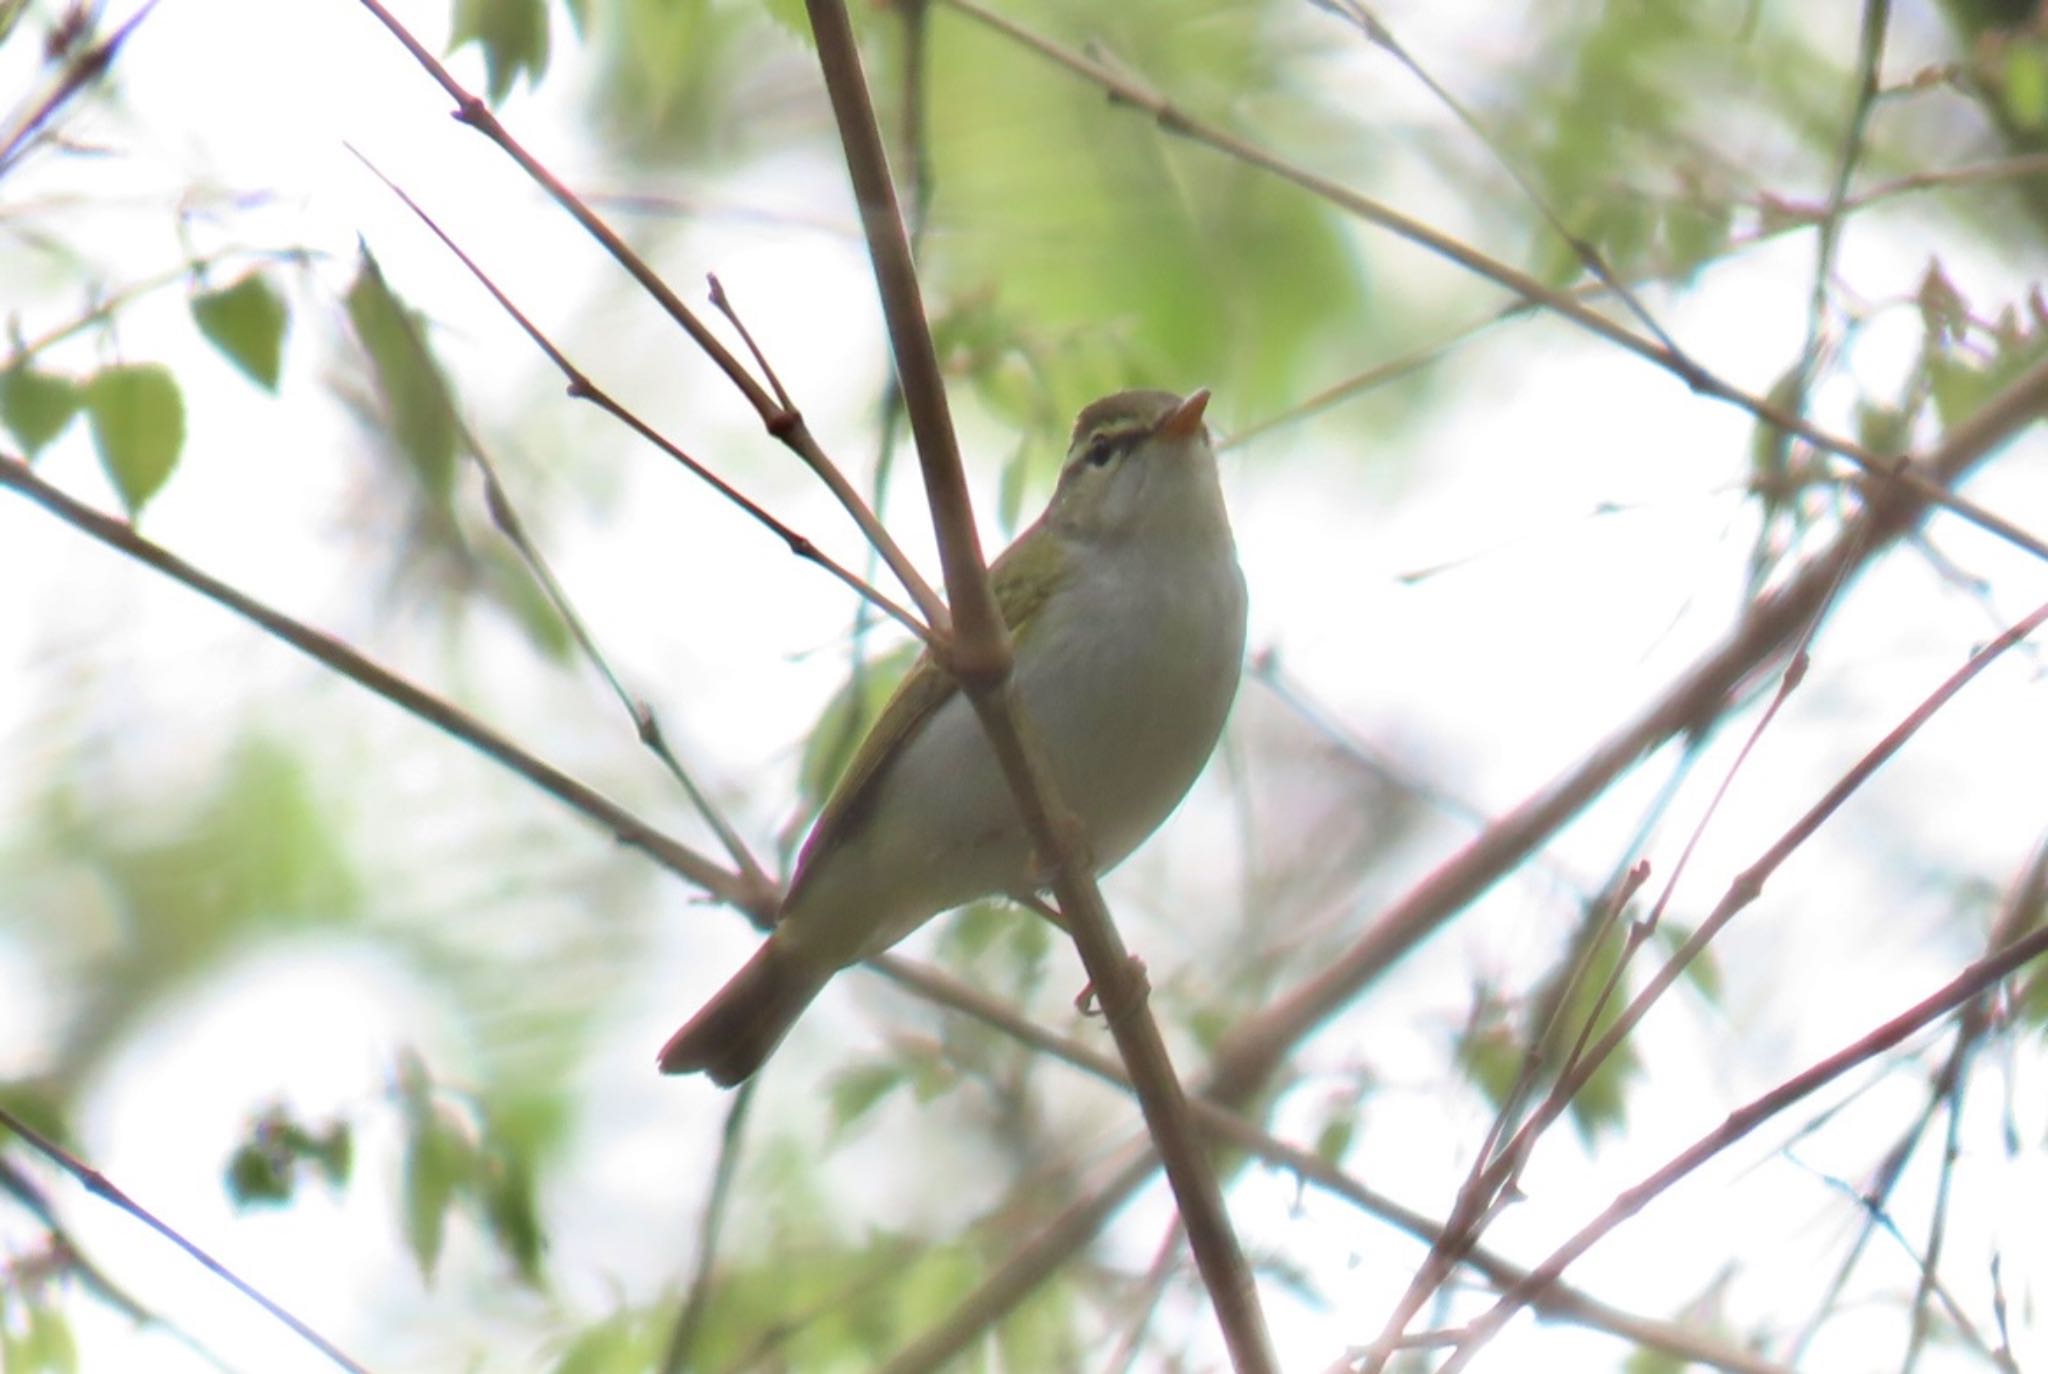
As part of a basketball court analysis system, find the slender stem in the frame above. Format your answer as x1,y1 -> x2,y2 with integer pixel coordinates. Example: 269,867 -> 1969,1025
883,338 -> 2048,1374
0,1104 -> 374,1374
1211,348 -> 2048,1100
1440,835 -> 2048,1371
937,0 -> 2048,570
0,452 -> 755,916
0,0 -> 159,176
467,434 -> 776,899
800,2 -> 1275,1369
346,148 -> 933,651
349,0 -> 951,632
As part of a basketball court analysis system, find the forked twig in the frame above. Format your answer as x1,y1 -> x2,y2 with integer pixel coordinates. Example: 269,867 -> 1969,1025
350,0 -> 951,633
1436,695 -> 2048,1369
465,430 -> 775,899
937,0 -> 2048,569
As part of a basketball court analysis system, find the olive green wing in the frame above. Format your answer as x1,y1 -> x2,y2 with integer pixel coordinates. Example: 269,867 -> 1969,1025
786,524 -> 1065,893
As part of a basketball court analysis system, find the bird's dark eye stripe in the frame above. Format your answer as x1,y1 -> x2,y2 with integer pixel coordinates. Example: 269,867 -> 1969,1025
1082,427 -> 1141,467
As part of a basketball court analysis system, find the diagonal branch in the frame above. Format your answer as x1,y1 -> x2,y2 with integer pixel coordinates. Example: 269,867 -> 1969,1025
0,1104 -> 374,1374
1437,764 -> 2048,1369
0,451 -> 756,918
345,147 -> 933,651
349,0 -> 951,634
938,0 -> 2048,570
878,333 -> 2048,1374
800,2 -> 1275,1369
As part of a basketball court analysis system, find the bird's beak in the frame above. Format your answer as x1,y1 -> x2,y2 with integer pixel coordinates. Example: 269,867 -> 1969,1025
1158,388 -> 1211,442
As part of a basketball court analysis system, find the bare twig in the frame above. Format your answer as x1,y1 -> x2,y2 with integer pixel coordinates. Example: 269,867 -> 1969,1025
1311,0 -> 1694,365
1798,0 -> 1892,388
466,432 -> 775,899
1368,591 -> 2048,1370
937,0 -> 2048,569
1212,348 -> 2048,1100
349,0 -> 952,633
1437,758 -> 2048,1370
705,273 -> 794,413
346,149 -> 933,650
0,0 -> 159,176
0,1159 -> 242,1374
0,451 -> 756,917
657,1080 -> 758,1374
0,1104 -> 374,1374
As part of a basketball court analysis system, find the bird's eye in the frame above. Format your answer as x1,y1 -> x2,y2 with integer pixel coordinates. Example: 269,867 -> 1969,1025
1084,434 -> 1116,467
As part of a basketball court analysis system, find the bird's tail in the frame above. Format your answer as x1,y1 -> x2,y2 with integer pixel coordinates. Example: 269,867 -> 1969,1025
657,940 -> 829,1086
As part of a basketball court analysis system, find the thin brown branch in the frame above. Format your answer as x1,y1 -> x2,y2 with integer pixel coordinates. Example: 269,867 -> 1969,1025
349,0 -> 952,633
0,1103 -> 375,1374
1369,591 -> 2048,1370
0,1159 -> 241,1374
657,1080 -> 757,1374
466,431 -> 775,898
1817,836 -> 2048,1370
0,0 -> 158,176
870,955 -> 1789,1374
1438,783 -> 2048,1370
1830,151 -> 2048,218
800,1 -> 1274,1368
346,148 -> 933,651
705,273 -> 794,413
938,0 -> 2048,570
5,439 -> 1791,1374
1312,0 -> 1694,365
1212,348 -> 2048,1100
0,451 -> 757,918
891,322 -> 2048,1373
1801,0 -> 1891,375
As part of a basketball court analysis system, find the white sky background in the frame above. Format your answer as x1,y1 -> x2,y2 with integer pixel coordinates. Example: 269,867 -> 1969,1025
1,0 -> 2046,1371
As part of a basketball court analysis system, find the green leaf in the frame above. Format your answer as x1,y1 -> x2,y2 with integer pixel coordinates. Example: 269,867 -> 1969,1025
479,1141 -> 546,1285
451,0 -> 551,104
1312,1111 -> 1355,1166
307,1120 -> 355,1188
82,364 -> 184,516
2003,40 -> 2048,130
827,1062 -> 904,1136
225,1139 -> 295,1207
345,247 -> 459,505
0,367 -> 80,456
551,1310 -> 656,1374
224,1106 -> 355,1207
758,0 -> 809,46
0,0 -> 30,48
1929,323 -> 2048,432
1623,1342 -> 1688,1374
398,1064 -> 475,1282
191,273 -> 289,391
1662,198 -> 1732,279
16,1303 -> 77,1374
1456,1024 -> 1521,1110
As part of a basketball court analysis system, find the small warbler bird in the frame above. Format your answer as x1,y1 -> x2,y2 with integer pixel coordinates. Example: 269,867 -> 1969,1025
659,388 -> 1247,1085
